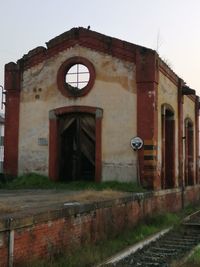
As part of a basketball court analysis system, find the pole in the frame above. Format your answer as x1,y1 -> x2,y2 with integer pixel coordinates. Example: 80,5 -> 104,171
137,151 -> 141,186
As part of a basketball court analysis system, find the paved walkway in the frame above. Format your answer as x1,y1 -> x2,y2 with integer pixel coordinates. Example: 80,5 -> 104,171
0,189 -> 128,218
0,189 -> 80,217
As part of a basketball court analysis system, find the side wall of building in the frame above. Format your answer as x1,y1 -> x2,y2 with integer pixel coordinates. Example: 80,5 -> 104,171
157,68 -> 198,189
157,71 -> 179,186
183,95 -> 197,183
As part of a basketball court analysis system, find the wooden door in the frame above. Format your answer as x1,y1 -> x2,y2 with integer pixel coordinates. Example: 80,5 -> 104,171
59,113 -> 95,181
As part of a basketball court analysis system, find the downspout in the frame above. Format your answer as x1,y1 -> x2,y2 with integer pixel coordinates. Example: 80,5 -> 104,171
7,217 -> 14,267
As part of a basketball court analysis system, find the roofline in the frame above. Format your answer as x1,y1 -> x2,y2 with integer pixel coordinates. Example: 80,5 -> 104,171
16,27 -> 154,69
5,27 -> 197,95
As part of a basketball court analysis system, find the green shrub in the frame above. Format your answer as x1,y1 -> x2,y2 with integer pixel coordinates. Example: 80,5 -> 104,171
0,173 -> 146,192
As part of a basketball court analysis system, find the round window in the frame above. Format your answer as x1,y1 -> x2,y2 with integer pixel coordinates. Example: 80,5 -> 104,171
57,57 -> 95,98
65,64 -> 90,90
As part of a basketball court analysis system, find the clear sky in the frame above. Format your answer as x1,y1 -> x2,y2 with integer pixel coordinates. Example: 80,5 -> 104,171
1,0 -> 200,97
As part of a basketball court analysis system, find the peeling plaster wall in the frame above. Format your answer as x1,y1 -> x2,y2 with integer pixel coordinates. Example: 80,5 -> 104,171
183,96 -> 196,127
183,96 -> 196,176
157,72 -> 179,185
18,45 -> 137,182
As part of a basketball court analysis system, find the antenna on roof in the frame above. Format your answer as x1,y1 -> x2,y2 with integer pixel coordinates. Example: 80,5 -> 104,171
156,29 -> 163,53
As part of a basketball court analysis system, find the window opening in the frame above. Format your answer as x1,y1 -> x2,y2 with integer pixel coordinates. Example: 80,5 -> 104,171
65,64 -> 90,90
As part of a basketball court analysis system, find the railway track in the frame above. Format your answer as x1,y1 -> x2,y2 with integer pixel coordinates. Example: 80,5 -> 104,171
103,212 -> 200,267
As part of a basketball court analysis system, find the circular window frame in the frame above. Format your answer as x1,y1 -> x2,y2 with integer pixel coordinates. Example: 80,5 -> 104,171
57,57 -> 95,98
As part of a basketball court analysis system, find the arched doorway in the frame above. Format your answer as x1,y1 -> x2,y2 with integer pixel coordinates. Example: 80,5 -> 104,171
161,105 -> 175,189
49,106 -> 103,183
59,113 -> 95,181
184,118 -> 194,186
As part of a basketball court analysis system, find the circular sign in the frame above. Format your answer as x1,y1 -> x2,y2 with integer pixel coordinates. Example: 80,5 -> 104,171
130,136 -> 143,151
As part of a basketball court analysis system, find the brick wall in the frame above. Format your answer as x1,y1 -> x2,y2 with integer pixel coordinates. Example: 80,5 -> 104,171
0,186 -> 200,267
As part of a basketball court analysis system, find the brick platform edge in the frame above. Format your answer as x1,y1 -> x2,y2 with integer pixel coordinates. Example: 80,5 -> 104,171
0,186 -> 200,267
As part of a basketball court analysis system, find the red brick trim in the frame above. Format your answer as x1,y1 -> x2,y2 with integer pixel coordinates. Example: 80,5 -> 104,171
15,27 -> 191,106
49,113 -> 59,181
18,28 -> 137,71
57,57 -> 95,98
136,50 -> 159,189
178,79 -> 184,187
49,106 -> 103,182
4,63 -> 21,176
195,96 -> 199,183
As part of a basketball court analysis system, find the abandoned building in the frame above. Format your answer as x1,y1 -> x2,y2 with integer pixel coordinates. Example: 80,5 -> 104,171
4,27 -> 199,190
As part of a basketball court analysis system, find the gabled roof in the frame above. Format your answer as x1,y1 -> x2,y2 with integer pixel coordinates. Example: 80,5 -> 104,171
13,27 -> 186,89
18,27 -> 153,70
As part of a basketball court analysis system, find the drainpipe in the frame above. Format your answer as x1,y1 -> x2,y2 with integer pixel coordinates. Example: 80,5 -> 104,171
7,217 -> 14,267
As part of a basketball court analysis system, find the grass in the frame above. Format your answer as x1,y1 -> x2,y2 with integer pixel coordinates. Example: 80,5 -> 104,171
189,247 -> 200,263
18,208 -> 197,267
0,173 -> 146,192
181,246 -> 200,267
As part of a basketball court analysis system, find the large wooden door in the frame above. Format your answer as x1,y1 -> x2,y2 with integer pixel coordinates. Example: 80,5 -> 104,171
59,113 -> 95,181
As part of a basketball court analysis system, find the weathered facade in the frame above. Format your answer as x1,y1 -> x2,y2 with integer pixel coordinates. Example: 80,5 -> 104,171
4,27 -> 199,189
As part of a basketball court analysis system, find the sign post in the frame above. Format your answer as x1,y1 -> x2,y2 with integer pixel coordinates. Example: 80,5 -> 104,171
130,136 -> 143,186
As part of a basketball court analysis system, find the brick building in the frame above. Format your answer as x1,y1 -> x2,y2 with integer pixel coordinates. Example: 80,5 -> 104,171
4,27 -> 200,189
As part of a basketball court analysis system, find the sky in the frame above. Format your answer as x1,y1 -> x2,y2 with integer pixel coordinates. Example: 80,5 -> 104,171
1,0 -> 200,101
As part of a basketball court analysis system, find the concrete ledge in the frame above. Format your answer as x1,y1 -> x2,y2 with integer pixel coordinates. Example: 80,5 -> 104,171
0,186 -> 200,231
0,192 -> 153,230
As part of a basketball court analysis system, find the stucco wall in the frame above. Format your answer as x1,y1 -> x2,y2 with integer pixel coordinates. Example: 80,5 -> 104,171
18,45 -> 137,182
183,95 -> 196,176
157,71 -> 179,185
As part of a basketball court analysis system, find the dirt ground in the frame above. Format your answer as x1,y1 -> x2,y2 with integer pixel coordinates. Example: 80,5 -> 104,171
0,189 -> 128,217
